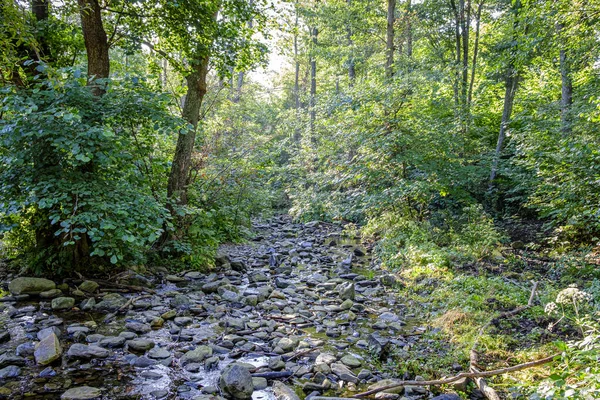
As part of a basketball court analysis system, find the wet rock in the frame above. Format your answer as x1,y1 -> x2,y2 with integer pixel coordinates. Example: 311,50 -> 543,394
367,379 -> 404,395
77,299 -> 95,313
99,336 -> 126,348
252,377 -> 267,390
166,274 -> 186,283
431,395 -> 461,400
79,281 -> 99,293
34,332 -> 62,365
0,354 -> 24,368
125,321 -> 151,334
132,355 -> 156,367
338,282 -> 355,300
127,339 -> 155,352
61,386 -> 102,399
219,363 -> 254,400
0,365 -> 21,379
273,381 -> 300,400
67,343 -> 109,359
161,310 -> 177,320
40,289 -> 63,299
340,354 -> 362,368
331,363 -> 359,383
171,294 -> 191,308
339,299 -> 353,310
39,366 -> 57,377
378,312 -> 400,322
148,347 -> 170,359
37,326 -> 61,340
94,293 -> 127,311
204,356 -> 220,371
380,275 -> 397,287
16,342 -> 35,357
0,331 -> 9,344
181,345 -> 212,365
51,297 -> 75,311
9,277 -> 55,295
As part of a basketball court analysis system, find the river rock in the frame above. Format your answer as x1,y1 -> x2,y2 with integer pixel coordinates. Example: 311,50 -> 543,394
181,345 -> 212,365
61,386 -> 102,399
9,277 -> 55,295
338,282 -> 355,300
34,332 -> 62,365
331,363 -> 358,383
94,293 -> 127,311
219,363 -> 254,400
67,344 -> 109,359
0,365 -> 21,379
40,289 -> 63,299
79,281 -> 99,293
273,381 -> 300,400
431,395 -> 461,400
367,379 -> 404,395
127,339 -> 155,352
51,297 -> 75,311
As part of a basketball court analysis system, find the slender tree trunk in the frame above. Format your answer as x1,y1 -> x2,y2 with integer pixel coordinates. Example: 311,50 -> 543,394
406,0 -> 412,59
385,0 -> 396,79
489,72 -> 519,184
309,26 -> 318,136
78,0 -> 109,95
347,0 -> 356,86
559,47 -> 572,135
162,59 -> 168,89
450,0 -> 461,109
167,57 -> 210,206
468,0 -> 484,106
292,2 -> 301,143
233,71 -> 244,103
32,0 -> 51,60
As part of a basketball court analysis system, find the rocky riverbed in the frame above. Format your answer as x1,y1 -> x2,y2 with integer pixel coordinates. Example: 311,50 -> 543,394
0,216 -> 461,400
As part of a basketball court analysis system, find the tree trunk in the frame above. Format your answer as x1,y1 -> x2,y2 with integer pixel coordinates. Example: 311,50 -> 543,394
468,0 -> 484,106
347,0 -> 355,86
167,57 -> 210,206
406,0 -> 412,59
559,47 -> 572,135
489,72 -> 519,184
233,71 -> 244,103
385,0 -> 396,79
78,0 -> 109,95
309,26 -> 318,136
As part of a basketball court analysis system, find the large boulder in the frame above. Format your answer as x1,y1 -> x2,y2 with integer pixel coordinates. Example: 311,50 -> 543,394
219,363 -> 254,400
8,277 -> 55,295
34,332 -> 62,365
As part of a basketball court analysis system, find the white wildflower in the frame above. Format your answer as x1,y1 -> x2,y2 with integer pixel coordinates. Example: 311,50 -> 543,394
544,302 -> 558,315
555,287 -> 592,305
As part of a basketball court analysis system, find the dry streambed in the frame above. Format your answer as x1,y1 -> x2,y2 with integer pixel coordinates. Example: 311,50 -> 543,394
0,216 -> 459,400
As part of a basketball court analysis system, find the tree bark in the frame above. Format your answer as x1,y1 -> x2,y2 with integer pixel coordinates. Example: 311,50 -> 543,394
347,0 -> 355,86
309,26 -> 318,136
489,72 -> 519,184
406,0 -> 412,59
385,0 -> 396,79
167,57 -> 210,206
559,47 -> 572,135
78,0 -> 110,95
468,0 -> 484,106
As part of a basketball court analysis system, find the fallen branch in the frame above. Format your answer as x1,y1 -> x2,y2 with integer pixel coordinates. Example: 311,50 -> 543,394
469,281 -> 538,400
95,279 -> 156,294
352,353 -> 559,398
117,294 -> 153,314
